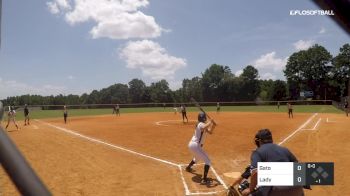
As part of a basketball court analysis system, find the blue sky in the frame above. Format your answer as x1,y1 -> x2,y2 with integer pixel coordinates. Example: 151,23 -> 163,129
0,0 -> 349,99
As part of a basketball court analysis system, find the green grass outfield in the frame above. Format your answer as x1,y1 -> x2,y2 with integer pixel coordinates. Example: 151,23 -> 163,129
2,105 -> 343,121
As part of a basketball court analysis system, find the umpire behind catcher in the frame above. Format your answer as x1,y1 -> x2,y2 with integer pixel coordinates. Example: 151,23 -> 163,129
229,129 -> 306,196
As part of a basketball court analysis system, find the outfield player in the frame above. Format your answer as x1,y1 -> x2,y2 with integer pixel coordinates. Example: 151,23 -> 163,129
116,104 -> 120,116
216,102 -> 220,113
24,104 -> 30,125
112,104 -> 120,116
277,101 -> 280,109
181,104 -> 188,123
5,106 -> 19,130
173,105 -> 178,114
287,102 -> 293,118
186,112 -> 216,184
63,105 -> 68,124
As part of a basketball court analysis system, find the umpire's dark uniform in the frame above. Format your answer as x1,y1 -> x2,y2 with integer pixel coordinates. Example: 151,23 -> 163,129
246,129 -> 304,196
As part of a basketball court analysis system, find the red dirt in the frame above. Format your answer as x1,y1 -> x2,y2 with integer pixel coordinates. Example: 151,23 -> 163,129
1,112 -> 348,195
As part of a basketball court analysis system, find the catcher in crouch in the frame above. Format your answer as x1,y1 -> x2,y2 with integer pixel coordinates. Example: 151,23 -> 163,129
185,112 -> 216,184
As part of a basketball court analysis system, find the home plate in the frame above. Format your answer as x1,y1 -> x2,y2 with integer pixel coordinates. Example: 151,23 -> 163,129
223,172 -> 241,179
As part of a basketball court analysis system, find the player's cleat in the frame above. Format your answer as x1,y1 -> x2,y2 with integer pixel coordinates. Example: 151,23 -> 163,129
185,166 -> 193,172
200,178 -> 212,185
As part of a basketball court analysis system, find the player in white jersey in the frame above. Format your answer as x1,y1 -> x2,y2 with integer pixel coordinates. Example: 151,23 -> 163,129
5,106 -> 19,130
185,112 -> 216,184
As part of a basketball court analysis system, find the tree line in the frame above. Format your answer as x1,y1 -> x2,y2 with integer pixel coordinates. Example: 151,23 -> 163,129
2,43 -> 349,106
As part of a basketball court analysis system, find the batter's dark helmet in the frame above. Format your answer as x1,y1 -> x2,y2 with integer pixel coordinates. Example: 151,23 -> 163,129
198,112 -> 207,122
255,129 -> 273,147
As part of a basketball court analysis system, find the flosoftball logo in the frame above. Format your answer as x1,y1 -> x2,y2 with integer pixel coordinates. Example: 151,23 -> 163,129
290,10 -> 334,16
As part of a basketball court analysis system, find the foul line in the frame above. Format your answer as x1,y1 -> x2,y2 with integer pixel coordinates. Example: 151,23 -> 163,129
278,113 -> 318,145
35,120 -> 178,167
326,118 -> 336,123
302,118 -> 322,130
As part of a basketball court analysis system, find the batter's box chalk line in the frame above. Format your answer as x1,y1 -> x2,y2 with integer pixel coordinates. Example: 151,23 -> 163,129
35,120 -> 228,195
178,164 -> 228,195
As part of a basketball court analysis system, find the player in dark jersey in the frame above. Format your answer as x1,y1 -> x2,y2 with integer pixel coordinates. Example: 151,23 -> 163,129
24,104 -> 30,125
287,102 -> 293,118
63,105 -> 68,124
344,100 -> 349,117
181,104 -> 188,123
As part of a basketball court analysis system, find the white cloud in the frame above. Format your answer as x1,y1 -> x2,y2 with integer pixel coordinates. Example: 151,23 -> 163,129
293,40 -> 314,50
47,2 -> 60,14
119,40 -> 187,80
260,72 -> 276,80
0,78 -> 67,99
253,52 -> 287,72
319,27 -> 326,34
67,75 -> 74,80
47,0 -> 164,39
235,70 -> 243,76
46,0 -> 71,14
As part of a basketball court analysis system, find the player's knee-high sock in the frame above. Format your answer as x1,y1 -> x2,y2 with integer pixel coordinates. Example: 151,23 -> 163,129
203,164 -> 210,179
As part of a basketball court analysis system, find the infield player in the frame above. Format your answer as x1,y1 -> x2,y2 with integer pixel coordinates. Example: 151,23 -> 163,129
24,104 -> 30,126
287,102 -> 293,118
63,105 -> 68,124
186,112 -> 216,184
181,104 -> 188,123
5,106 -> 19,130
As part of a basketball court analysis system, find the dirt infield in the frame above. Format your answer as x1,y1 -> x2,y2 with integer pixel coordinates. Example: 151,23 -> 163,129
1,112 -> 349,195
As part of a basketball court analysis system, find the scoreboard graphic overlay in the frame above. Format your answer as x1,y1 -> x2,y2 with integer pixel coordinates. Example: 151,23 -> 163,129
258,162 -> 334,186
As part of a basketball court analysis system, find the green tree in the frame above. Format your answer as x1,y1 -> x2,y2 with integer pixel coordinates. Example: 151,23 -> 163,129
149,80 -> 173,103
284,44 -> 332,99
182,76 -> 203,102
259,79 -> 274,101
238,65 -> 260,101
128,78 -> 146,103
269,80 -> 287,101
333,43 -> 350,97
201,64 -> 233,101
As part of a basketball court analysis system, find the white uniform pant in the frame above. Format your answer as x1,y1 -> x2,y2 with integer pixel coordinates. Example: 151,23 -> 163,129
188,141 -> 211,165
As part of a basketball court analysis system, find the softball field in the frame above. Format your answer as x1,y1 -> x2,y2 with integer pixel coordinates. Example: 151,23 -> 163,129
1,111 -> 349,195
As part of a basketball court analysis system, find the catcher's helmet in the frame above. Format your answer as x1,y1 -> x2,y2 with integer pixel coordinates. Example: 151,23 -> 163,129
198,112 -> 207,122
255,129 -> 273,147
